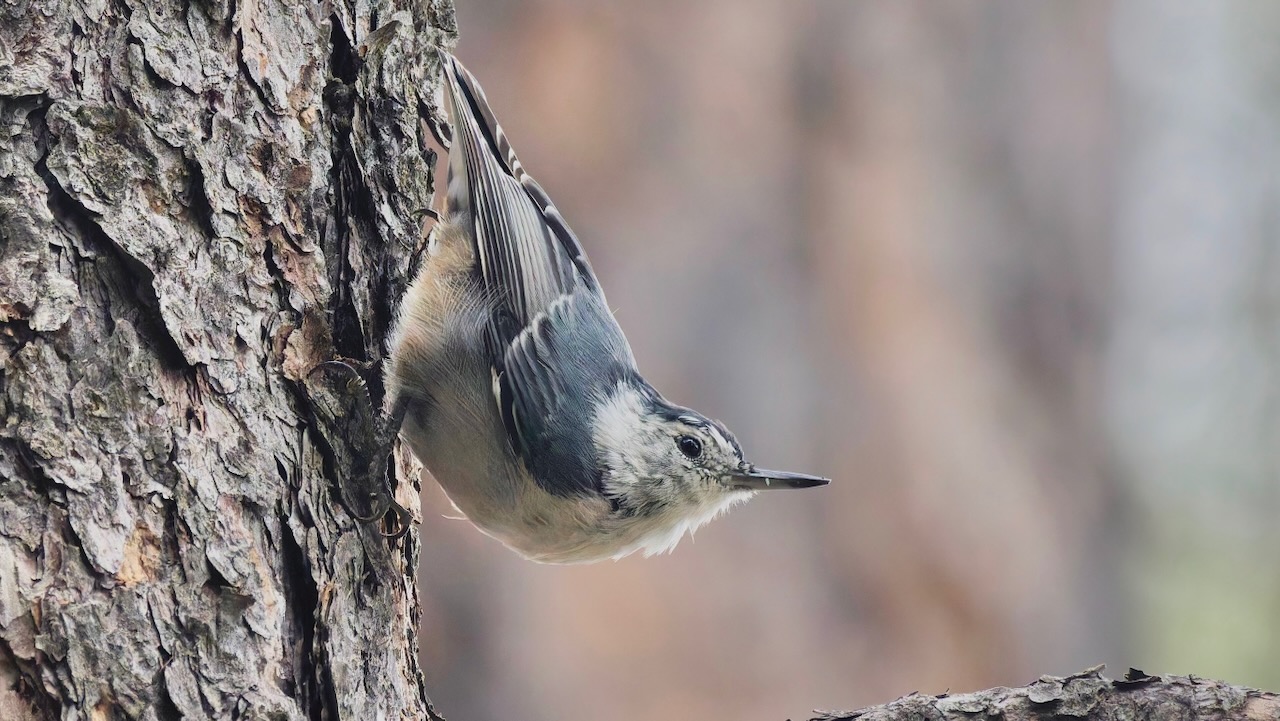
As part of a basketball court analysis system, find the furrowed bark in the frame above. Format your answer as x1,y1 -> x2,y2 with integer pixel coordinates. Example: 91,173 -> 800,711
811,668 -> 1280,721
0,1 -> 455,718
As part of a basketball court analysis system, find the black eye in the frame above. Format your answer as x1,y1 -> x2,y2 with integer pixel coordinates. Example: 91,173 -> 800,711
676,435 -> 703,459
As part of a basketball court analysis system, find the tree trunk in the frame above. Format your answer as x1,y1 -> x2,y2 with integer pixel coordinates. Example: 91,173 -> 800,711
0,1 -> 454,718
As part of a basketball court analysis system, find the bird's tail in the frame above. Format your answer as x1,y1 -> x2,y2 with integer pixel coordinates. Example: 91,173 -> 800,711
437,51 -> 530,219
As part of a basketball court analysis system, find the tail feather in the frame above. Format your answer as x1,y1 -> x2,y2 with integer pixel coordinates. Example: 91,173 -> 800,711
436,50 -> 602,295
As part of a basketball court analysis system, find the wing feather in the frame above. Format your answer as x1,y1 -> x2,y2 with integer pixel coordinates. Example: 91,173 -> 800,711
439,52 -> 636,496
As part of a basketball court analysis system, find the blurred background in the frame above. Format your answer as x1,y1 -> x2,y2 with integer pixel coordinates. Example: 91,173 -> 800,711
415,2 -> 1280,719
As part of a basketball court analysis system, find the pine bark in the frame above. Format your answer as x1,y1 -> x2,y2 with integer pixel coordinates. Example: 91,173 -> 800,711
0,1 -> 454,718
813,668 -> 1280,721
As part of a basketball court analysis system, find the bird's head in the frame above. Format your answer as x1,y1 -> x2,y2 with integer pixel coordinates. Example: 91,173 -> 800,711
591,378 -> 828,528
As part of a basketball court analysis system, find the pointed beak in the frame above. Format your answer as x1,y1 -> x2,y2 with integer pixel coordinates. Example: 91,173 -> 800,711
729,465 -> 830,491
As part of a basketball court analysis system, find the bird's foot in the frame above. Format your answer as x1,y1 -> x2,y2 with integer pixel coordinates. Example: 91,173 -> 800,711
303,360 -> 413,538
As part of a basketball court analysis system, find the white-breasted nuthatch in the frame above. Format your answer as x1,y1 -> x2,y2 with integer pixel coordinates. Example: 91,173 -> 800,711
383,51 -> 828,564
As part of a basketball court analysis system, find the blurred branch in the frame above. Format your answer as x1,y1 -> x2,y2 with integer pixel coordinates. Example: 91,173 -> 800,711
811,667 -> 1280,721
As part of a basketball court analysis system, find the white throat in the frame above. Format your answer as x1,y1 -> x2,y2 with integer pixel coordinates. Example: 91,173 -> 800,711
588,382 -> 752,558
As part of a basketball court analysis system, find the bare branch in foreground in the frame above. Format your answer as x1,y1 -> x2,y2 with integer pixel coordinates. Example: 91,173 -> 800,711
811,667 -> 1280,721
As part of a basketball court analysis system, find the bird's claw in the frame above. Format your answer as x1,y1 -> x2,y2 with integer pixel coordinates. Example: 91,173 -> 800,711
382,498 -> 414,540
304,360 -> 415,538
344,485 -> 412,539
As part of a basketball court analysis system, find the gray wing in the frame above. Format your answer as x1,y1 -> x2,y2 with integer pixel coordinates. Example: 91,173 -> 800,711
440,52 -> 636,496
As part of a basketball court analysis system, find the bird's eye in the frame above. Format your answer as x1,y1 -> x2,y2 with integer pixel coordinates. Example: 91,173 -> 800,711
676,435 -> 703,459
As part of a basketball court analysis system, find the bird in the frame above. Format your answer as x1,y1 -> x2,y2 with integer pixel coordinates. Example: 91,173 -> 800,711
383,51 -> 828,564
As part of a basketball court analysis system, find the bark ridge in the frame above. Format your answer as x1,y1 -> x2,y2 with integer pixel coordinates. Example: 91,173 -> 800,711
0,1 -> 455,718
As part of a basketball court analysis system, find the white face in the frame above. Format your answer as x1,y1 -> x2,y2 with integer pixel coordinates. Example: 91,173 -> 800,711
591,383 -> 750,517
